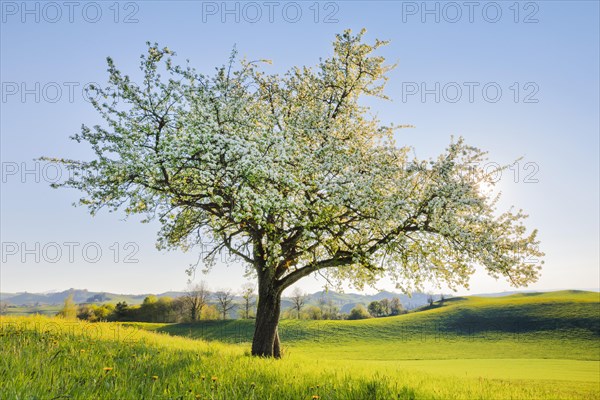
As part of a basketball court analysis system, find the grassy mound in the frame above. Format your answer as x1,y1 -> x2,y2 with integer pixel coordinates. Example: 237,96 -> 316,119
145,290 -> 599,349
1,291 -> 598,399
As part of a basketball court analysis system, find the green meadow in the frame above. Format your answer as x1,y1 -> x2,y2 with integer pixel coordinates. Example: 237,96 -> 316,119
1,290 -> 599,399
2,304 -> 62,317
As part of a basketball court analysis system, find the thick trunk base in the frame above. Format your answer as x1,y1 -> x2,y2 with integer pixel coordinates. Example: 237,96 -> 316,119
251,286 -> 282,358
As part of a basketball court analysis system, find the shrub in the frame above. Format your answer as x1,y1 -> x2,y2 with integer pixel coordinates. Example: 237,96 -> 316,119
348,304 -> 371,320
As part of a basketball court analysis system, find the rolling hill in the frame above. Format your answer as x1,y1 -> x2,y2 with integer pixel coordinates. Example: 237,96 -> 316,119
2,290 -> 598,399
139,290 -> 600,351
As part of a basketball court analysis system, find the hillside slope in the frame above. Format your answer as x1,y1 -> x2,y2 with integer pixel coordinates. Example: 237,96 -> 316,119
146,290 -> 599,345
3,314 -> 599,399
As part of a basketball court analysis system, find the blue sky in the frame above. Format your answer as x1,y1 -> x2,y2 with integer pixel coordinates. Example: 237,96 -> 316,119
1,1 -> 598,296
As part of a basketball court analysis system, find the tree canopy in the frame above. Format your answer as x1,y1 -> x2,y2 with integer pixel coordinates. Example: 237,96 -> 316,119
45,29 -> 543,357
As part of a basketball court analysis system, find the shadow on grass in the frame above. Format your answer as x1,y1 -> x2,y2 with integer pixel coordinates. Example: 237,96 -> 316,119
153,299 -> 600,345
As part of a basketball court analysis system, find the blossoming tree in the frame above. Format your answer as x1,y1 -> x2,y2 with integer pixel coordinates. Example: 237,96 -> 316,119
46,30 -> 543,357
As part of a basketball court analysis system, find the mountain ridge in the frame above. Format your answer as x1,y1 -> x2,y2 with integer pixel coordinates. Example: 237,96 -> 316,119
1,288 -> 447,310
4,288 -> 597,311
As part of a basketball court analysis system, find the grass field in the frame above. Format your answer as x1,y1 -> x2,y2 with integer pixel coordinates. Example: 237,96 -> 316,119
2,304 -> 62,316
1,290 -> 599,399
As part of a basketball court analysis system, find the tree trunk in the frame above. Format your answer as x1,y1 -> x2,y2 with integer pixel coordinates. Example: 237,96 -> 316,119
251,279 -> 282,358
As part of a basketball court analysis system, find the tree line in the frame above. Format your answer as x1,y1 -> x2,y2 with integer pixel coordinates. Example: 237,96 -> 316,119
57,284 -> 442,323
280,288 -> 409,321
58,282 -> 247,323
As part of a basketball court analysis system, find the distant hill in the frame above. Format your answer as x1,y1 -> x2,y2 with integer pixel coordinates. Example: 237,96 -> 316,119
300,290 -> 443,311
3,288 -> 598,325
0,289 -> 184,307
12,288 -> 594,316
471,291 -> 537,297
473,289 -> 600,297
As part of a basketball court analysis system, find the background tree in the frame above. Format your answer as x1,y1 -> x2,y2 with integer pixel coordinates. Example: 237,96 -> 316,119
240,283 -> 256,319
170,297 -> 187,322
201,304 -> 220,320
155,297 -> 175,322
389,297 -> 404,316
57,294 -> 77,319
77,303 -> 114,322
290,287 -> 306,319
76,304 -> 93,321
305,305 -> 323,320
140,295 -> 159,321
114,301 -> 129,321
215,290 -> 235,320
348,304 -> 371,320
318,295 -> 327,313
46,29 -> 543,357
427,293 -> 435,307
323,299 -> 340,320
182,282 -> 209,322
368,300 -> 384,317
380,298 -> 391,316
